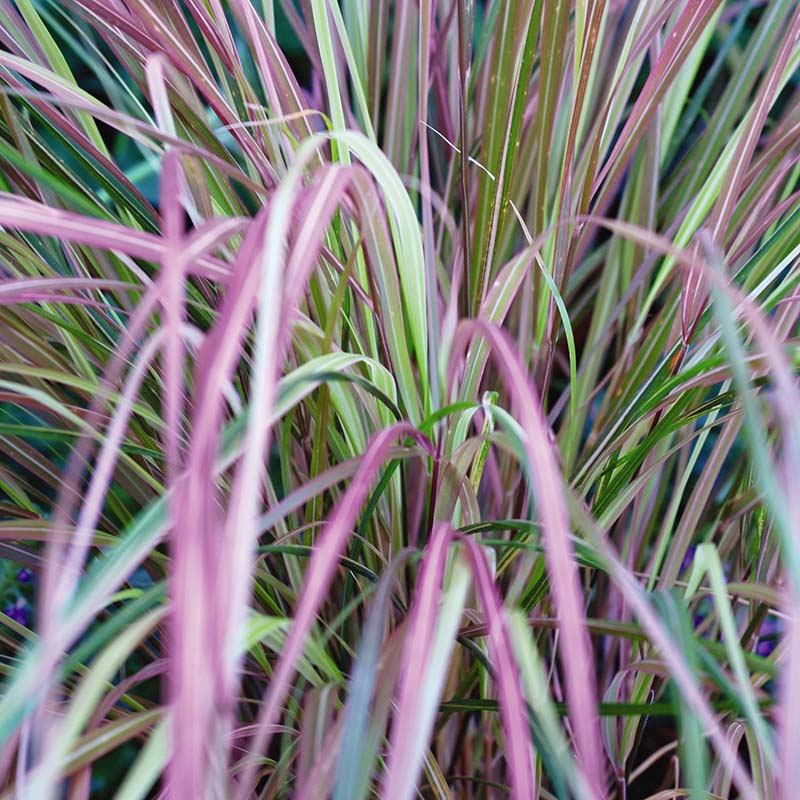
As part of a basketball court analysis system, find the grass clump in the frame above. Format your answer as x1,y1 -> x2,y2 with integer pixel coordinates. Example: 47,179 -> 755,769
0,1 -> 799,798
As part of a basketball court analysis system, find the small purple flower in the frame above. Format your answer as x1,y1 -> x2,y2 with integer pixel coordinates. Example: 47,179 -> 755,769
17,568 -> 33,584
755,617 -> 780,658
755,641 -> 772,657
681,546 -> 696,573
4,605 -> 28,627
693,608 -> 713,640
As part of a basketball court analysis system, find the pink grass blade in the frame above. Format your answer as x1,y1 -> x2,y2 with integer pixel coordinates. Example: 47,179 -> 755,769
0,197 -> 165,261
234,423 -> 434,800
418,0 -> 440,410
709,6 -> 800,243
381,522 -> 459,800
158,150 -> 186,484
29,329 -> 169,796
458,535 -> 536,799
232,0 -> 319,147
331,548 -> 417,800
218,163 -> 356,785
167,210 -> 271,798
450,321 -> 604,797
591,0 -> 725,198
0,277 -> 134,304
384,0 -> 417,169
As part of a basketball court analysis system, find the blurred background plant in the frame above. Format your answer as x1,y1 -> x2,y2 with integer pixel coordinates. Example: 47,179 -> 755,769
0,0 -> 798,798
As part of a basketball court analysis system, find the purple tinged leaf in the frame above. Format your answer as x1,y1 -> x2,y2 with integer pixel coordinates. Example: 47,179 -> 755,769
382,523 -> 458,800
108,0 -> 273,185
157,150 -> 206,799
65,0 -> 160,50
332,549 -> 417,800
383,528 -> 535,800
1,198 -> 247,799
709,8 -> 800,243
684,9 -> 800,340
48,331 -> 166,620
0,277 -> 135,306
158,149 -> 186,485
450,321 -> 604,797
458,536 -> 535,799
35,212 -> 241,643
234,424 -> 434,800
232,0 -> 318,146
0,198 -> 165,261
592,0 -> 725,198
216,163 -> 356,794
168,211 -> 270,798
168,144 -> 411,799
183,0 -> 240,70
145,54 -> 176,138
0,196 -> 236,284
384,0 -> 417,169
